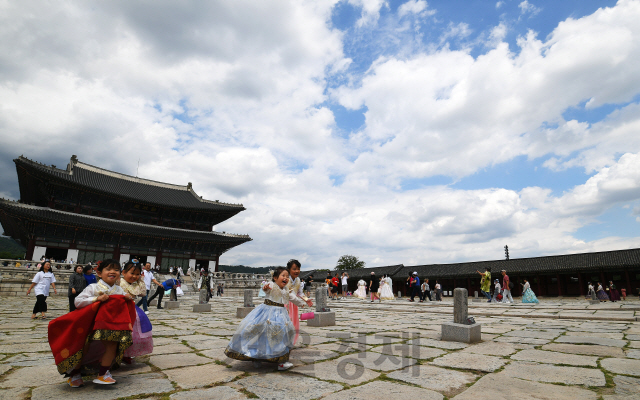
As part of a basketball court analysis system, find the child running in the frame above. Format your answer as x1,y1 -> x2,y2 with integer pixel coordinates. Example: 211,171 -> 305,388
284,259 -> 313,344
224,267 -> 296,370
119,261 -> 154,363
48,259 -> 137,387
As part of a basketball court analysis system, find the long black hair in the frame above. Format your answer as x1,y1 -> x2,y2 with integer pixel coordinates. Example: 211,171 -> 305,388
39,260 -> 53,274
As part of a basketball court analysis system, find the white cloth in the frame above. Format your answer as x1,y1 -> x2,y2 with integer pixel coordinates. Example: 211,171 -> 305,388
265,282 -> 290,305
380,278 -> 395,300
354,279 -> 367,299
286,277 -> 307,307
341,276 -> 348,285
142,270 -> 155,290
74,280 -> 126,309
32,271 -> 56,296
385,277 -> 393,293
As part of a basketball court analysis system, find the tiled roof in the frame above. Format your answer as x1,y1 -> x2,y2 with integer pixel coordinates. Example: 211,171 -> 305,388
0,199 -> 251,245
15,156 -> 244,212
401,248 -> 640,279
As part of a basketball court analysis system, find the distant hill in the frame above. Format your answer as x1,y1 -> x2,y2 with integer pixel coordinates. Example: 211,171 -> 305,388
218,265 -> 278,274
0,236 -> 26,259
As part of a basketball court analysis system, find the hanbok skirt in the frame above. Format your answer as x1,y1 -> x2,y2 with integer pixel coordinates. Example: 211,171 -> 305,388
286,302 -> 300,345
596,289 -> 609,301
354,286 -> 367,299
609,289 -> 621,301
380,284 -> 395,300
522,288 -> 539,303
225,302 -> 294,363
124,306 -> 153,357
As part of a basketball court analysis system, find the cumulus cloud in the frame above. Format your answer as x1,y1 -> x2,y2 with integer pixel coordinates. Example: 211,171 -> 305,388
518,0 -> 542,17
1,1 -> 640,269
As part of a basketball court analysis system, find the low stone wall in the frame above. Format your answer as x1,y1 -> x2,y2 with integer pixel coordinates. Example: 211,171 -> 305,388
0,266 -> 74,296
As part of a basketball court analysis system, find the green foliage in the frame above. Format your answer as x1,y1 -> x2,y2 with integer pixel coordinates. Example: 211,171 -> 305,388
335,255 -> 365,270
0,237 -> 26,259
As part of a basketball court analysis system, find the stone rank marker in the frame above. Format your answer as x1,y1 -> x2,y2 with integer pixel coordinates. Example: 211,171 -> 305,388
441,288 -> 481,343
165,287 -> 180,309
307,287 -> 335,326
236,289 -> 255,318
193,289 -> 211,312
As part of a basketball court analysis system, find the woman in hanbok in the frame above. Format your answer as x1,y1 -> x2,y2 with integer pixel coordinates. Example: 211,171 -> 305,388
596,282 -> 609,302
520,279 -> 539,303
284,260 -> 312,344
225,267 -> 296,371
587,282 -> 597,300
354,279 -> 367,299
380,275 -> 395,300
608,281 -> 621,302
120,262 -> 153,362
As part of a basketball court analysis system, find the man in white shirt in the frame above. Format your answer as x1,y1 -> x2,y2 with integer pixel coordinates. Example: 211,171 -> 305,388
137,262 -> 162,313
341,273 -> 349,298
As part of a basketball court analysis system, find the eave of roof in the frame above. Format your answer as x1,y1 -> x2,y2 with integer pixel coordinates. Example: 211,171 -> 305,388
0,199 -> 251,244
15,156 -> 244,212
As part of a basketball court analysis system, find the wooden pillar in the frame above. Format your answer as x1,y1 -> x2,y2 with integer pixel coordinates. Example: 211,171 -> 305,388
578,272 -> 585,296
26,238 -> 36,260
624,269 -> 632,293
467,278 -> 471,293
453,278 -> 457,288
113,246 -> 120,260
600,272 -> 606,287
214,255 -> 220,273
557,274 -> 563,297
155,250 -> 163,268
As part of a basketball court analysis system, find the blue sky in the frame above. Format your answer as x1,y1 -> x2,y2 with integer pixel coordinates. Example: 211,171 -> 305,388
0,0 -> 639,269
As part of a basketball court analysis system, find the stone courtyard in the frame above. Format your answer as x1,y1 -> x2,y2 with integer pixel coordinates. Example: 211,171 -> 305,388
1,293 -> 639,400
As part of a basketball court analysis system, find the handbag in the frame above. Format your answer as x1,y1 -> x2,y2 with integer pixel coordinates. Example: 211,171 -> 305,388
176,287 -> 184,296
164,290 -> 171,296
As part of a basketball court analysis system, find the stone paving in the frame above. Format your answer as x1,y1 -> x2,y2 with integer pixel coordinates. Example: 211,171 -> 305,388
0,294 -> 639,399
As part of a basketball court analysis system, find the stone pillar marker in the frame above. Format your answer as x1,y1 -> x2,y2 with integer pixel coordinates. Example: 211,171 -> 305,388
236,289 -> 255,318
307,287 -> 335,327
441,288 -> 481,343
472,290 -> 483,303
165,287 -> 180,309
192,289 -> 211,312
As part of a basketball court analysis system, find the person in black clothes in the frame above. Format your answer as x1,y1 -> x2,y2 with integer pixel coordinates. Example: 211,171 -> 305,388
68,264 -> 86,312
304,274 -> 313,297
147,278 -> 180,309
369,272 -> 380,303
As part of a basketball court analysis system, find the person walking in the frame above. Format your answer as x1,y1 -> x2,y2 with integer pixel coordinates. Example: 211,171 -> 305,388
137,262 -> 162,313
501,270 -> 514,303
68,264 -> 86,312
609,281 -> 621,302
408,272 -> 420,302
476,267 -> 492,302
369,272 -> 380,302
331,273 -> 340,300
491,279 -> 502,303
341,272 -> 349,299
27,260 -> 57,319
596,282 -> 609,302
434,281 -> 442,301
423,279 -> 432,301
521,279 -> 539,303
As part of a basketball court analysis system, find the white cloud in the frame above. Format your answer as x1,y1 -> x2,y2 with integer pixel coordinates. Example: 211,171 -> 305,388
518,0 -> 541,17
496,1 -> 504,9
1,1 -> 640,270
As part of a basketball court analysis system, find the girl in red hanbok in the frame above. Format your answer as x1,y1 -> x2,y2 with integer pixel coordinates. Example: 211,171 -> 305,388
48,259 -> 136,387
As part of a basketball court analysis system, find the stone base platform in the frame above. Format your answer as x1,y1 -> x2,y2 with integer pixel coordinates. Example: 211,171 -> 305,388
306,311 -> 335,327
472,299 -> 484,303
588,300 -> 600,305
236,306 -> 254,318
441,321 -> 482,343
192,303 -> 211,312
165,300 -> 180,309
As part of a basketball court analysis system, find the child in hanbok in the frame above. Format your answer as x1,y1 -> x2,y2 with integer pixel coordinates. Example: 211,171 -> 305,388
120,262 -> 153,363
520,279 -> 539,303
48,259 -> 136,387
224,267 -> 296,370
354,279 -> 367,299
284,259 -> 313,344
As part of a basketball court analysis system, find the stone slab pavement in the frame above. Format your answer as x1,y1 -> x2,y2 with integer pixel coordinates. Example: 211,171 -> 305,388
0,294 -> 639,399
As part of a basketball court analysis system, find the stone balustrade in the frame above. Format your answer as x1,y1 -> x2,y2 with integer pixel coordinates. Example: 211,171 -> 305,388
189,270 -> 272,297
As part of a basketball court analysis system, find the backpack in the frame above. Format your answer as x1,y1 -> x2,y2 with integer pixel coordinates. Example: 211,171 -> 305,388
497,293 -> 503,300
509,281 -> 514,290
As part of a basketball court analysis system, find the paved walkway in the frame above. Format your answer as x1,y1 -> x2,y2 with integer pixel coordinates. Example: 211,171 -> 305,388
1,294 -> 639,399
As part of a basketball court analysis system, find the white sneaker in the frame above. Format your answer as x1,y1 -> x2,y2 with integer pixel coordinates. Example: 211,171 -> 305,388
278,362 -> 293,370
144,311 -> 149,314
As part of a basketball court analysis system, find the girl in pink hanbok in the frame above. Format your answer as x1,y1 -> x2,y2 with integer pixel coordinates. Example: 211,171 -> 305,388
120,262 -> 153,362
283,259 -> 313,344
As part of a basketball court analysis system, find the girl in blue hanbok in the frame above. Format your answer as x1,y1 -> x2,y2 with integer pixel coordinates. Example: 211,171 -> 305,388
520,279 -> 539,303
224,267 -> 295,371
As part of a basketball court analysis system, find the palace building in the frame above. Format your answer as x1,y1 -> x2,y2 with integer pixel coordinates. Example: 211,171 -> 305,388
0,156 -> 251,271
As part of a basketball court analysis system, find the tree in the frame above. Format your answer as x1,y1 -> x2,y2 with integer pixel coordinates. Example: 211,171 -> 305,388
335,255 -> 365,270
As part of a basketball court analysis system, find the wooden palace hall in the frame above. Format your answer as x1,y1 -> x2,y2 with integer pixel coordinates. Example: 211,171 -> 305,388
0,155 -> 251,271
